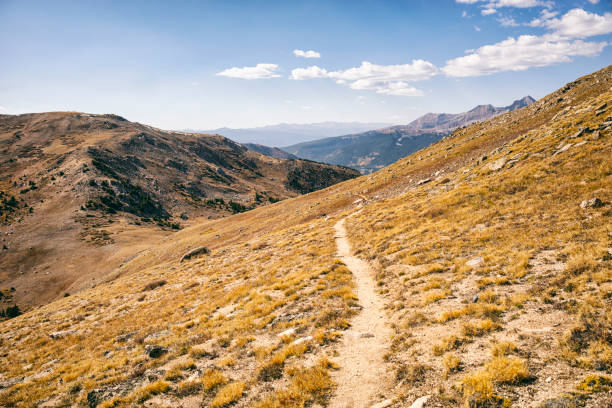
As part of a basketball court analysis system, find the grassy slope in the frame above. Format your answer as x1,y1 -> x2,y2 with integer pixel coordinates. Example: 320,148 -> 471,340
0,65 -> 610,407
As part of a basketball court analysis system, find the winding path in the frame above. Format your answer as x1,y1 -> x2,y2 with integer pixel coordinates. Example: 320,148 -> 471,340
330,218 -> 393,408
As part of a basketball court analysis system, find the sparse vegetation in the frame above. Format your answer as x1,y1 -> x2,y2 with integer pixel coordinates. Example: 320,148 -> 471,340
0,66 -> 610,408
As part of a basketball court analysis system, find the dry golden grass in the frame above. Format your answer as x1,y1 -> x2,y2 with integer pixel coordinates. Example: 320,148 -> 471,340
211,381 -> 245,407
1,66 -> 611,407
343,66 -> 612,406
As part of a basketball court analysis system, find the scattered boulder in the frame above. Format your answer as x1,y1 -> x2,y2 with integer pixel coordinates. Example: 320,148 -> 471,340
592,130 -> 600,140
143,330 -> 170,343
180,246 -> 210,262
360,332 -> 375,338
408,396 -> 431,408
145,344 -> 167,358
569,127 -> 591,139
553,143 -> 571,155
292,336 -> 313,346
371,399 -> 394,408
580,198 -> 604,209
278,328 -> 296,338
417,178 -> 431,186
87,389 -> 102,408
466,257 -> 484,268
0,376 -> 24,390
472,294 -> 479,303
488,157 -> 507,171
49,330 -> 76,339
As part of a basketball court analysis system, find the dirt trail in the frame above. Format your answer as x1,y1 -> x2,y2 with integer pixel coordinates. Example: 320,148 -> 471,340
330,218 -> 393,408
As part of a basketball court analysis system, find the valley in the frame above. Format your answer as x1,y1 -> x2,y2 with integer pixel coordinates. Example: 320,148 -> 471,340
0,113 -> 358,309
0,64 -> 610,408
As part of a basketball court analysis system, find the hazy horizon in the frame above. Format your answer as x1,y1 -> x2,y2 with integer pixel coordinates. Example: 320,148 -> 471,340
1,0 -> 611,132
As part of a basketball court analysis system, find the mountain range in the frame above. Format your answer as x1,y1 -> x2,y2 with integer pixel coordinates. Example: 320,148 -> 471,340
193,121 -> 392,146
284,96 -> 535,173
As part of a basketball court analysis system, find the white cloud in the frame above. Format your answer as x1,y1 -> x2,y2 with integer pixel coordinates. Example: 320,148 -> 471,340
216,63 -> 281,79
290,60 -> 437,96
289,65 -> 329,80
462,10 -> 468,18
442,34 -> 607,77
459,0 -> 552,18
544,8 -> 612,38
489,0 -> 548,7
528,8 -> 558,26
326,60 -> 438,82
344,79 -> 423,96
498,16 -> 518,26
293,49 -> 321,58
301,105 -> 313,110
475,25 -> 482,31
587,0 -> 599,4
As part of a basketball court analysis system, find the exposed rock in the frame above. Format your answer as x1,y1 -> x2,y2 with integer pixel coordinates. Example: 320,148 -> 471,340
554,143 -> 571,155
180,246 -> 210,262
569,127 -> 591,139
144,344 -> 168,358
371,399 -> 393,408
116,332 -> 135,343
580,198 -> 604,209
278,328 -> 296,338
49,330 -> 76,339
408,396 -> 430,408
292,336 -> 313,345
488,157 -> 507,171
0,376 -> 24,389
592,130 -> 600,140
87,389 -> 102,408
466,257 -> 484,267
143,330 -> 169,343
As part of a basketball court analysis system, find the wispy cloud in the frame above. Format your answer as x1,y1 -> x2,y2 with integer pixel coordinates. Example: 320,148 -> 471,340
443,35 -> 606,77
290,60 -> 438,96
498,16 -> 518,26
293,49 -> 321,58
216,63 -> 281,79
537,8 -> 612,38
458,0 -> 553,18
444,7 -> 610,77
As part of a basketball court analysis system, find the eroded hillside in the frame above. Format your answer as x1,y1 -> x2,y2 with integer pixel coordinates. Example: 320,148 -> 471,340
0,113 -> 358,309
0,65 -> 610,407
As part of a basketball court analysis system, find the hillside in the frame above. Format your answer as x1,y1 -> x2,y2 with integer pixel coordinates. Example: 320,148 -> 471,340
243,143 -> 296,159
0,66 -> 610,408
284,96 -> 535,174
0,112 -> 359,309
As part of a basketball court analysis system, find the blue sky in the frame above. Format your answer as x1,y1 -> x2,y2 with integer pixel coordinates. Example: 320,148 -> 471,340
0,0 -> 610,130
